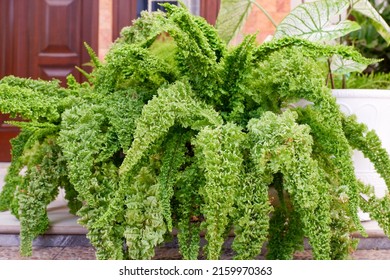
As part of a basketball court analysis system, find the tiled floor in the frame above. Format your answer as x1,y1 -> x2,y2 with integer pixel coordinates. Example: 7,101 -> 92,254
0,246 -> 96,260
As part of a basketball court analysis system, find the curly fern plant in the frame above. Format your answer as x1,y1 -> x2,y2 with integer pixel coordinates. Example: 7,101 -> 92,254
1,4 -> 390,260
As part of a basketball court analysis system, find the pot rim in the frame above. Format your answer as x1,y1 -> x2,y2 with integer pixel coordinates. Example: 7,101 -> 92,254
332,89 -> 390,99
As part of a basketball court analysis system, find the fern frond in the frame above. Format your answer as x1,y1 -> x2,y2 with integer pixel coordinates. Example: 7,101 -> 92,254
194,123 -> 245,259
248,110 -> 331,260
84,42 -> 102,69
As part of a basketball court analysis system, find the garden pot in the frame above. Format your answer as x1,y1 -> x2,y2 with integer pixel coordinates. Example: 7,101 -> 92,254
333,89 -> 390,220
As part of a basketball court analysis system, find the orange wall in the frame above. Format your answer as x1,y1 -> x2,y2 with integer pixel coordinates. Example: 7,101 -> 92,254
99,0 -> 113,60
240,0 -> 311,44
241,0 -> 291,43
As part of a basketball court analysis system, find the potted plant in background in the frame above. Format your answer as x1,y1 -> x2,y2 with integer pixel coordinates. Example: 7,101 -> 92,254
0,1 -> 390,260
216,0 -> 390,220
346,0 -> 390,74
335,0 -> 390,217
277,0 -> 390,220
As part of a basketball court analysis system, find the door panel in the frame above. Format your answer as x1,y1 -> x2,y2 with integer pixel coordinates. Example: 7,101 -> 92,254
32,0 -> 82,85
0,0 -> 98,162
0,0 -> 30,78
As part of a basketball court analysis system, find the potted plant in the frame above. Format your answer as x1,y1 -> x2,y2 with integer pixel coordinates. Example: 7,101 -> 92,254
336,0 -> 390,215
346,0 -> 390,74
282,0 -> 390,220
0,2 -> 389,260
217,0 -> 390,220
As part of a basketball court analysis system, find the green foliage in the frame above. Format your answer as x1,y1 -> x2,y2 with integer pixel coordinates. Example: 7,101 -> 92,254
216,0 -> 390,77
17,137 -> 70,256
0,77 -> 65,122
274,0 -> 360,42
174,162 -> 204,260
346,0 -> 390,73
0,130 -> 31,213
194,123 -> 245,259
247,111 -> 332,260
1,4 -> 390,260
342,115 -> 390,238
334,72 -> 390,89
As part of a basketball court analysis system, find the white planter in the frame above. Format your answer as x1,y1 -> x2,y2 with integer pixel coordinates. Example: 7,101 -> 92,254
333,89 -> 390,220
295,90 -> 390,220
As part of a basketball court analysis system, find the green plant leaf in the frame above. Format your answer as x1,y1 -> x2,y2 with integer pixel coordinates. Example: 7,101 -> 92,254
351,0 -> 390,45
3,2 -> 390,261
274,0 -> 361,42
330,54 -> 371,74
216,0 -> 253,44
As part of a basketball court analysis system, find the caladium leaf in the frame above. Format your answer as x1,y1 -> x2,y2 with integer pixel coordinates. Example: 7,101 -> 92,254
330,54 -> 371,74
274,0 -> 361,41
351,0 -> 390,45
273,0 -> 390,75
216,0 -> 253,44
330,53 -> 381,74
216,0 -> 390,46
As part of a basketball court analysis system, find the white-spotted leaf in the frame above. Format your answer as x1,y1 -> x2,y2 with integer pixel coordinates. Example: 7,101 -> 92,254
216,0 -> 253,44
274,0 -> 360,41
330,54 -> 370,74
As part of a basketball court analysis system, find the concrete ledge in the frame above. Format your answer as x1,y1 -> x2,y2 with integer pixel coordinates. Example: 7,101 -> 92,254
352,220 -> 387,238
357,238 -> 390,250
0,197 -> 87,235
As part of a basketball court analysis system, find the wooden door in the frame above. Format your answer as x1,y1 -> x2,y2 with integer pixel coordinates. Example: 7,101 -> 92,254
200,0 -> 221,25
0,0 -> 98,161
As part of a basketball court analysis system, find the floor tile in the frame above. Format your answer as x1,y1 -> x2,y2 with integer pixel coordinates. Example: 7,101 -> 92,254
0,246 -> 63,260
53,247 -> 96,260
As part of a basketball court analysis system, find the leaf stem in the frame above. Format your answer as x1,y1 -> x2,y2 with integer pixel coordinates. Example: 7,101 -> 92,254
250,0 -> 278,28
327,57 -> 335,89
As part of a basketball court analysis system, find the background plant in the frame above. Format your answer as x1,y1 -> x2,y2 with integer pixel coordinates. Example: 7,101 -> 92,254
331,72 -> 390,89
346,0 -> 390,73
0,3 -> 390,260
217,0 -> 390,45
217,0 -> 390,87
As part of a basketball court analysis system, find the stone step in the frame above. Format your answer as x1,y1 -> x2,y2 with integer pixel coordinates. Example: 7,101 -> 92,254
0,197 -> 87,235
0,162 -> 89,247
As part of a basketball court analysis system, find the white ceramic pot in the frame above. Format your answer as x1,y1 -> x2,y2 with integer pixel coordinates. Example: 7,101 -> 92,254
333,89 -> 390,197
295,90 -> 390,220
333,89 -> 390,220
